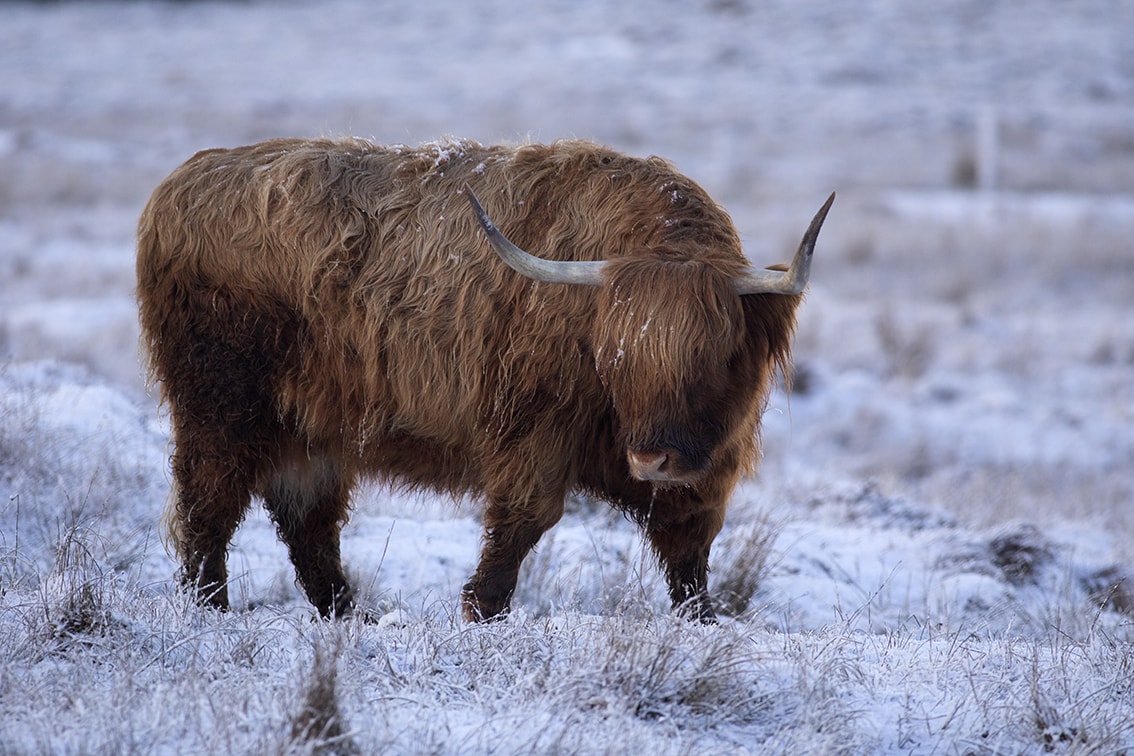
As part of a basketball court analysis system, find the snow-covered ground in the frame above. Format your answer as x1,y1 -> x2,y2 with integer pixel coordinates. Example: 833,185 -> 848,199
2,1 -> 1133,752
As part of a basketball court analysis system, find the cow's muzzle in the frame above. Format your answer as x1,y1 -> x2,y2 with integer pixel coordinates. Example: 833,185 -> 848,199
627,447 -> 706,485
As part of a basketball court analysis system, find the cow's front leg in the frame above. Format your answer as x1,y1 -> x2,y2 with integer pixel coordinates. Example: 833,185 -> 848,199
641,502 -> 726,623
462,497 -> 563,621
660,546 -> 716,622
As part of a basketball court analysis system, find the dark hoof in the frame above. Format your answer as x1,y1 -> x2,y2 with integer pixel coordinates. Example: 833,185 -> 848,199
188,578 -> 231,612
460,580 -> 511,623
674,596 -> 717,624
314,587 -> 356,620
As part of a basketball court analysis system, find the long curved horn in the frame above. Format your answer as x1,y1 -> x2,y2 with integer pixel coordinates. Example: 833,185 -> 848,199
464,186 -> 607,286
734,192 -> 835,295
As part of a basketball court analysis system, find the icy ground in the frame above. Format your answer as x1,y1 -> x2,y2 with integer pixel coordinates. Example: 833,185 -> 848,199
2,0 -> 1134,753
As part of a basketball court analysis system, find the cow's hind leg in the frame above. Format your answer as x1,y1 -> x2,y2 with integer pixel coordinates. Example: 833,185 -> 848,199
152,286 -> 300,612
262,452 -> 355,618
169,430 -> 258,612
462,497 -> 564,622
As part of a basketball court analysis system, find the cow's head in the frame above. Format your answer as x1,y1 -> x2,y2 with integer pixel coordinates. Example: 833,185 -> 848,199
465,187 -> 834,486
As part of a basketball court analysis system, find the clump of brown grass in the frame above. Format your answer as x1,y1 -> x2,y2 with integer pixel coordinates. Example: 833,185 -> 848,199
42,507 -> 120,642
289,634 -> 359,755
712,513 -> 779,618
874,307 -> 936,379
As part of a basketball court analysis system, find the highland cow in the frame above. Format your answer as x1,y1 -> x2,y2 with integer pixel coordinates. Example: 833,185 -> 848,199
137,137 -> 833,622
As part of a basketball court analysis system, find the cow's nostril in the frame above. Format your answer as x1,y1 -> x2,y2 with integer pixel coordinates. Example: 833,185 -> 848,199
627,450 -> 672,481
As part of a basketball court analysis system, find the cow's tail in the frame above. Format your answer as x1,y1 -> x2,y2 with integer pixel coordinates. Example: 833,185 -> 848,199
157,436 -> 185,561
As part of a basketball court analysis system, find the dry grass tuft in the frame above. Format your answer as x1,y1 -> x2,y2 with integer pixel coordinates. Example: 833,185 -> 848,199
43,515 -> 118,641
712,513 -> 779,618
988,526 -> 1053,586
1081,566 -> 1134,617
873,306 -> 936,379
289,634 -> 360,756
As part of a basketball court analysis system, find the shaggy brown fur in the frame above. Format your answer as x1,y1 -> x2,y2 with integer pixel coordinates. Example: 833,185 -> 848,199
137,137 -> 807,621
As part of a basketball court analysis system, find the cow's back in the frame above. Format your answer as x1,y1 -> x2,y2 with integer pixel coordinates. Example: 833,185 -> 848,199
136,138 -> 609,489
